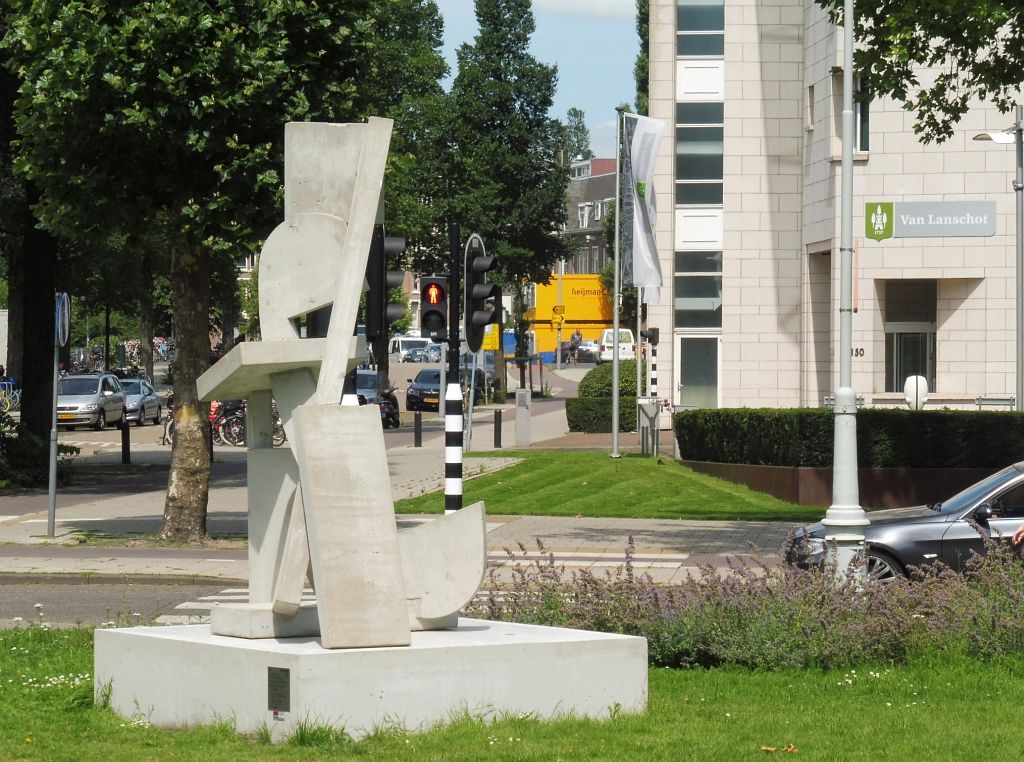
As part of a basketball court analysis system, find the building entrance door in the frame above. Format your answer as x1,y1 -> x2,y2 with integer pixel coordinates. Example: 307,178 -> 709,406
676,336 -> 719,409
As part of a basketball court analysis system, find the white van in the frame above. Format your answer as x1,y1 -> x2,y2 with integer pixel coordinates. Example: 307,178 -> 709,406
388,335 -> 430,363
597,328 -> 636,364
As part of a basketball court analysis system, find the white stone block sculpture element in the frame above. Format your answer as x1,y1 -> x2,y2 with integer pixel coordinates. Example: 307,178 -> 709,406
192,119 -> 487,648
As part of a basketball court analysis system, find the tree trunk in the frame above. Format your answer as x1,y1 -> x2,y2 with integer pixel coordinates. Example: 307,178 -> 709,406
6,236 -> 23,383
139,254 -> 154,381
103,303 -> 111,370
512,283 -> 528,389
19,196 -> 57,453
221,284 -> 236,353
161,240 -> 211,542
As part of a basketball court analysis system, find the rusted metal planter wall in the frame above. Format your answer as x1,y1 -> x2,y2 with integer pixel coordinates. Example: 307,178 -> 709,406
680,460 -> 997,509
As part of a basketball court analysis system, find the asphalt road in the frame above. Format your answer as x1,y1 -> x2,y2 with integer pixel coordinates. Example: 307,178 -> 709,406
0,579 -> 227,628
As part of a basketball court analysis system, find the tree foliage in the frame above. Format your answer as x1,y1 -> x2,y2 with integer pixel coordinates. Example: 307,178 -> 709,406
815,0 -> 1024,142
2,0 -> 447,538
634,0 -> 649,116
563,107 -> 594,162
448,0 -> 568,286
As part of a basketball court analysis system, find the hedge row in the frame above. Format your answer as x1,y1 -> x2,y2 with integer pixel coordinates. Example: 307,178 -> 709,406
566,397 -> 638,433
673,407 -> 1024,468
565,360 -> 643,432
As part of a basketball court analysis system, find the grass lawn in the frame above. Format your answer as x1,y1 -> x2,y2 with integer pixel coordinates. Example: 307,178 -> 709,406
396,450 -> 823,522
2,626 -> 1021,760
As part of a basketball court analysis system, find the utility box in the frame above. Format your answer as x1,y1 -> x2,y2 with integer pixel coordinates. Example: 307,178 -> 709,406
515,388 -> 531,447
636,396 -> 660,457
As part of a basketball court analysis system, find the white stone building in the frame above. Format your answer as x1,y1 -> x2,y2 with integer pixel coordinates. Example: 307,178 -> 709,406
647,0 -> 1022,410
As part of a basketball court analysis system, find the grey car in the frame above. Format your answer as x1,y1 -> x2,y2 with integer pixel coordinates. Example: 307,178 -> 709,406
120,378 -> 161,426
787,462 -> 1024,582
56,373 -> 126,430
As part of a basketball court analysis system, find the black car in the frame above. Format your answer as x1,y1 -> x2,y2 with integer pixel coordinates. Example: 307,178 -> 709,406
787,462 -> 1024,582
406,369 -> 441,412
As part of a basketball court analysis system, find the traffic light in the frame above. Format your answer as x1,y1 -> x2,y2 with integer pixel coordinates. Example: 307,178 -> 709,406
464,234 -> 499,353
640,327 -> 660,346
420,275 -> 448,342
365,224 -> 407,341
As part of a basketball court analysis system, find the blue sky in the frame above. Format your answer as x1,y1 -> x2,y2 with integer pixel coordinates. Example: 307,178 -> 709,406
432,0 -> 640,158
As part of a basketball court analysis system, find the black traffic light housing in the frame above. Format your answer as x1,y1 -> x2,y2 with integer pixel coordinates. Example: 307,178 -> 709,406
365,224 -> 407,341
640,327 -> 660,346
420,276 -> 448,342
464,235 -> 500,353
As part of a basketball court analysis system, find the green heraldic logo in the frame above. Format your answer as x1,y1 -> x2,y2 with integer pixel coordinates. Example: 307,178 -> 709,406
866,201 -> 894,241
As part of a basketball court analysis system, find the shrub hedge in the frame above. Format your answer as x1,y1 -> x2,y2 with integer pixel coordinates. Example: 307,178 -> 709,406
674,407 -> 1024,468
576,359 -> 642,398
566,360 -> 644,432
565,397 -> 638,432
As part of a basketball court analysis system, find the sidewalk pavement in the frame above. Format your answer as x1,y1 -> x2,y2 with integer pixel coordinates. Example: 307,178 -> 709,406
0,370 -> 800,586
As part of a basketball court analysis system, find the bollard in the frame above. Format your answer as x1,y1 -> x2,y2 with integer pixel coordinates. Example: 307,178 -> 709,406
493,409 -> 502,449
121,420 -> 131,465
414,411 -> 422,447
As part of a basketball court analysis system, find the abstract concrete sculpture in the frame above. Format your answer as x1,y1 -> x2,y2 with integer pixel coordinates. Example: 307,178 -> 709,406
95,120 -> 647,740
196,119 -> 486,648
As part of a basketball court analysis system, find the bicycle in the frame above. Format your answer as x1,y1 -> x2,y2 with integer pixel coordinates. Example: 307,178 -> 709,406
0,381 -> 21,414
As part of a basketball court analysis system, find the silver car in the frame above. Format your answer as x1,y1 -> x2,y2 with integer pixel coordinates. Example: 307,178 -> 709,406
56,373 -> 126,430
787,462 -> 1024,582
120,378 -> 161,426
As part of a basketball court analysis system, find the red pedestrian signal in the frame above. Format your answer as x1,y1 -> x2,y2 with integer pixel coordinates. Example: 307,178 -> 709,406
425,282 -> 445,306
419,276 -> 448,341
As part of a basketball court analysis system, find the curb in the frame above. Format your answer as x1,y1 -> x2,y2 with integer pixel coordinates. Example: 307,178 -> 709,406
0,572 -> 248,586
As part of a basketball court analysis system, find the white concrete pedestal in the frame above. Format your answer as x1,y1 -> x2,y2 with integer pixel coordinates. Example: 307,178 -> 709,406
94,619 -> 647,741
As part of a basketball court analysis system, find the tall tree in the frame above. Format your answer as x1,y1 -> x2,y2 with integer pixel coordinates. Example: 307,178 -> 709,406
563,107 -> 594,162
3,0 -> 446,540
815,0 -> 1022,142
449,0 -> 569,382
635,0 -> 649,116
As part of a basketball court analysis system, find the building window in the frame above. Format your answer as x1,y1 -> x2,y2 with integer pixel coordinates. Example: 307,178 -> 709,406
675,108 -> 723,206
856,77 -> 870,152
832,73 -> 871,151
677,0 -> 724,56
674,251 -> 722,328
884,280 -> 936,393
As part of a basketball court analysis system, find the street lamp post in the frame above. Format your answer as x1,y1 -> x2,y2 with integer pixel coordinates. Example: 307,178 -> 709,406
821,0 -> 868,579
973,105 -> 1024,411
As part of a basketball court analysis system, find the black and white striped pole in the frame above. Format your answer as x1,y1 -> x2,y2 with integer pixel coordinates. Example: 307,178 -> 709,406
444,222 -> 464,514
443,382 -> 463,513
650,342 -> 658,398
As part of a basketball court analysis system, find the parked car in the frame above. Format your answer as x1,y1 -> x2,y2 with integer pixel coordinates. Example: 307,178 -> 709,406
406,369 -> 441,412
121,378 -> 162,426
355,369 -> 380,405
56,372 -> 126,430
389,336 -> 431,364
597,328 -> 636,363
787,462 -> 1024,583
403,346 -> 431,364
558,339 -> 600,364
577,340 -> 600,363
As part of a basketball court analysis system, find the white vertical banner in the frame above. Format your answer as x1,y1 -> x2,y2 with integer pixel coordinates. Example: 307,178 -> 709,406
621,113 -> 667,304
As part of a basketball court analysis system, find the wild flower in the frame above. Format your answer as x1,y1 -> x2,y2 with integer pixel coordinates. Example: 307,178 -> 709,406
464,530 -> 1024,671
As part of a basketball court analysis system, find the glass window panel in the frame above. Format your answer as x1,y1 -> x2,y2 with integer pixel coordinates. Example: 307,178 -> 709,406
676,154 -> 723,180
885,280 -> 936,322
674,275 -> 722,328
675,251 -> 722,273
677,34 -> 724,56
676,182 -> 724,205
676,102 -> 724,125
678,337 -> 719,408
677,1 -> 724,31
676,126 -> 723,153
885,332 -> 935,393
